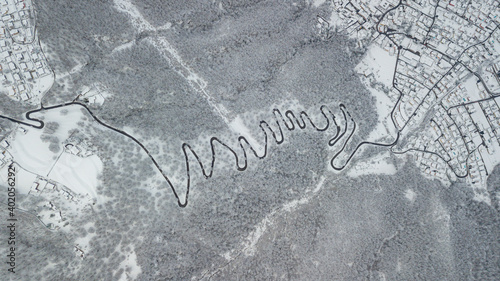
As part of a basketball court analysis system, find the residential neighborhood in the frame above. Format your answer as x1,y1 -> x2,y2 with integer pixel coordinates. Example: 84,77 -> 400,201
0,0 -> 52,103
330,0 -> 500,202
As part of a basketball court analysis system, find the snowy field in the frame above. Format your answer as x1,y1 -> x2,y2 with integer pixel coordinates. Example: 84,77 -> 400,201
6,104 -> 102,197
48,153 -> 102,199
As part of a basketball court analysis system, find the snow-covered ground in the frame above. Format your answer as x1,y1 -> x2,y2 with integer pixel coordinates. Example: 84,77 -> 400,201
229,116 -> 264,154
111,40 -> 135,54
309,0 -> 326,7
338,44 -> 400,177
364,87 -> 397,141
77,83 -> 111,106
405,188 -> 417,202
0,163 -> 37,194
74,222 -> 98,256
116,248 -> 142,281
462,75 -> 484,101
48,153 -> 102,199
347,151 -> 397,177
7,105 -> 103,198
355,44 -> 398,142
356,45 -> 396,88
30,72 -> 55,104
7,126 -> 59,176
7,105 -> 83,175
